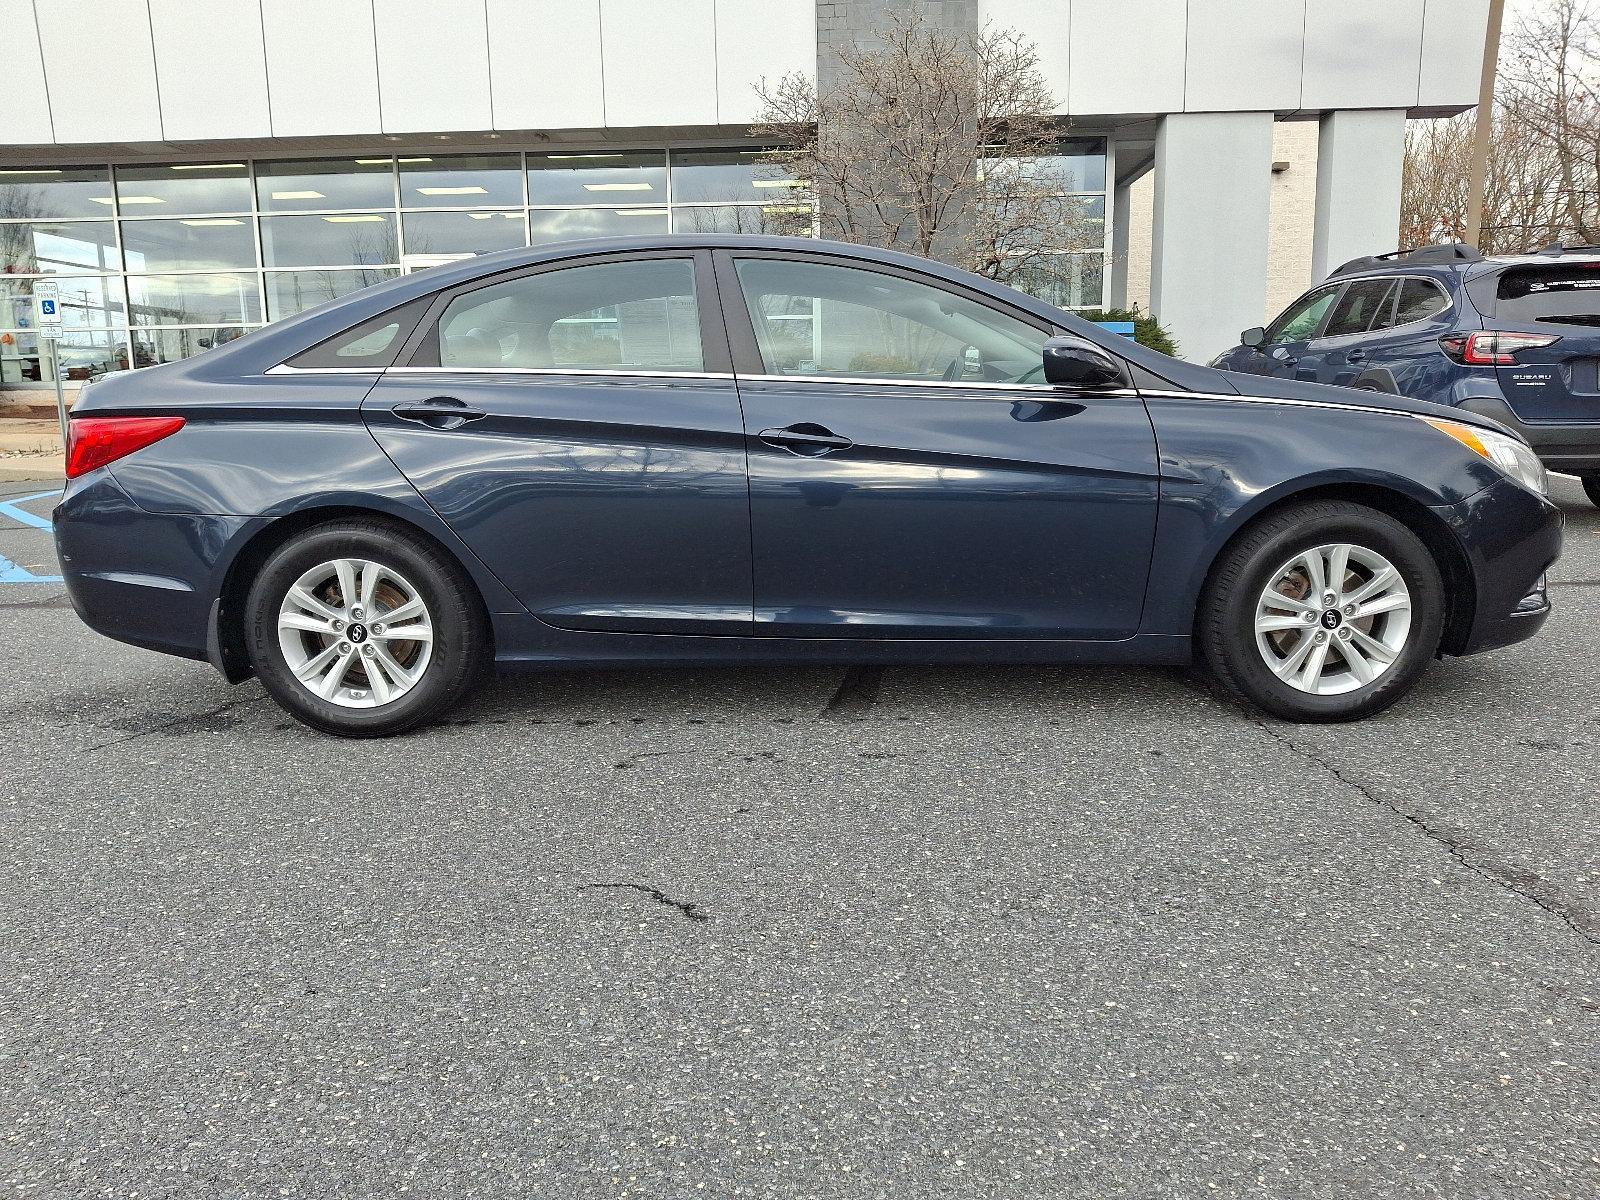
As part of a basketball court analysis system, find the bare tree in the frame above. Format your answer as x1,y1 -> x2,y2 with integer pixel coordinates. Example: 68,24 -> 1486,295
1403,0 -> 1600,253
753,10 -> 1096,290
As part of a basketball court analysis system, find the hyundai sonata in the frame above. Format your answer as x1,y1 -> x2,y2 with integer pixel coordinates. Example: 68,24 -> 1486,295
54,236 -> 1562,735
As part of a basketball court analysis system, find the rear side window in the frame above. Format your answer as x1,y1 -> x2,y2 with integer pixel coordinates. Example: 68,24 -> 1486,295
433,257 -> 704,372
1321,279 -> 1396,338
1391,278 -> 1450,326
1496,265 -> 1600,327
287,295 -> 432,369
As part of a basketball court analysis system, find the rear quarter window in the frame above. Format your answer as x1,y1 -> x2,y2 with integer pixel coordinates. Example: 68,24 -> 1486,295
1495,265 -> 1600,327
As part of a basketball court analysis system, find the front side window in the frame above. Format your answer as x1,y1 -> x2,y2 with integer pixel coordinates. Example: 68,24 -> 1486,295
436,257 -> 703,372
1322,279 -> 1398,339
1265,286 -> 1339,344
732,258 -> 1047,384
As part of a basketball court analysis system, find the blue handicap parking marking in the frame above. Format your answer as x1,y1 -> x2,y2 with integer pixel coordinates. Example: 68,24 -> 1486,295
0,489 -> 63,583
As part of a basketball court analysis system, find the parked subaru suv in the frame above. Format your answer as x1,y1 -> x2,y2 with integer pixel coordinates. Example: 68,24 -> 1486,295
1212,242 -> 1600,506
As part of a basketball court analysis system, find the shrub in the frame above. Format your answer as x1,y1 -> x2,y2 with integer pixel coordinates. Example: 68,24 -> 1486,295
1074,306 -> 1179,359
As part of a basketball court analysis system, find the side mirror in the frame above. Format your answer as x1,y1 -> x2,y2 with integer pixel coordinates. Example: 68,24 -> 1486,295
1041,335 -> 1128,389
1240,326 -> 1266,349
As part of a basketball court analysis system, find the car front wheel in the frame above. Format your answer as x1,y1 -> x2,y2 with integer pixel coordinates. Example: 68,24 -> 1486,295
1198,500 -> 1446,722
244,519 -> 489,736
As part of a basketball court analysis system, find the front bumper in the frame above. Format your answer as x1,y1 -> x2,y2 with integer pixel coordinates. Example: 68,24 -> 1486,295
1435,476 -> 1563,656
1456,393 -> 1600,474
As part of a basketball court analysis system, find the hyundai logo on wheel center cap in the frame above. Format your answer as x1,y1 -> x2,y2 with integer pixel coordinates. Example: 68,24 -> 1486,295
347,623 -> 368,643
1320,609 -> 1342,630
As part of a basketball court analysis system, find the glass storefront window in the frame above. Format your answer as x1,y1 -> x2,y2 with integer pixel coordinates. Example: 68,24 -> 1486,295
121,217 -> 255,273
260,214 -> 398,269
128,273 -> 262,326
403,210 -> 526,256
528,207 -> 668,244
399,155 -> 522,209
1011,251 -> 1105,310
670,149 -> 802,204
1025,139 -> 1107,194
0,220 -> 120,274
132,325 -> 254,367
0,166 -> 115,220
1,276 -> 123,327
114,162 -> 251,215
527,152 -> 666,206
671,204 -> 812,237
264,268 -> 397,320
255,158 -> 396,212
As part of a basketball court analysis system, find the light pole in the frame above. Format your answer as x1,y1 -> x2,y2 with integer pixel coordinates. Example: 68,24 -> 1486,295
1465,0 -> 1509,249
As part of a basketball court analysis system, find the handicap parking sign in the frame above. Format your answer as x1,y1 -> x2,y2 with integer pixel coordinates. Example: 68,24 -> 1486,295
39,299 -> 57,316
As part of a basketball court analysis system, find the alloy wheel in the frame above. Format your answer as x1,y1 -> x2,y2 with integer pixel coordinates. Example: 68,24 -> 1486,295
276,558 -> 435,708
1253,542 -> 1412,695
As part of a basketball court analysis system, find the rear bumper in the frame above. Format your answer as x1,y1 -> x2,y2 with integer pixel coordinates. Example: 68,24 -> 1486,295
53,470 -> 247,662
1456,393 -> 1600,473
1436,476 -> 1563,656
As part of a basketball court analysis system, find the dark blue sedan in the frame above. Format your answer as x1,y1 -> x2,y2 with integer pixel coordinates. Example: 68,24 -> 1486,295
54,236 -> 1562,735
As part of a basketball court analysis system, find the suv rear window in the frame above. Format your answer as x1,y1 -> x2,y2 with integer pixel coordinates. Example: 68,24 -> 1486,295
1496,265 -> 1600,327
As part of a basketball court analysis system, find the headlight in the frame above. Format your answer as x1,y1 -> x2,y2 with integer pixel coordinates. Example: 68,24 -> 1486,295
1423,417 -> 1548,496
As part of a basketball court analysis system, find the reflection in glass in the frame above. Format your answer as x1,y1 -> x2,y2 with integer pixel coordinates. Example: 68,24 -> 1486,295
528,207 -> 668,244
403,210 -> 526,255
131,325 -> 253,367
128,273 -> 262,325
114,162 -> 251,215
670,148 -> 801,204
255,158 -> 395,212
1023,139 -> 1107,193
0,165 -> 115,220
121,217 -> 255,273
260,214 -> 398,268
0,276 -> 122,328
671,204 -> 812,237
264,268 -> 397,320
400,155 -> 522,208
1011,252 -> 1105,310
4,327 -> 123,383
527,151 -> 666,206
0,220 -> 120,274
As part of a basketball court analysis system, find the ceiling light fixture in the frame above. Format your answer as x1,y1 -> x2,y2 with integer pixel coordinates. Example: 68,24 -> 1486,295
181,218 -> 245,226
416,186 -> 488,196
272,190 -> 326,201
169,163 -> 245,171
583,182 -> 652,192
321,214 -> 386,223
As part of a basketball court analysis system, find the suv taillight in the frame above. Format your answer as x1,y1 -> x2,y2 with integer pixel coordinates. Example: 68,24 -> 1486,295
1438,331 -> 1561,365
65,416 -> 185,479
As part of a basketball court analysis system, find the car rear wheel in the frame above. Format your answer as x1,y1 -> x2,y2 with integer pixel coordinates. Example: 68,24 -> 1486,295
1198,500 -> 1446,722
245,519 -> 488,736
1579,471 -> 1600,508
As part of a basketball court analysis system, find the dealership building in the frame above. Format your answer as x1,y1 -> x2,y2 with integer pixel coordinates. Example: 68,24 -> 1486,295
0,0 -> 1492,392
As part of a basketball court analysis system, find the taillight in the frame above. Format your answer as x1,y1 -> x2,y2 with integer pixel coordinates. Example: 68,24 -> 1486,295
1438,331 -> 1560,365
65,416 -> 186,479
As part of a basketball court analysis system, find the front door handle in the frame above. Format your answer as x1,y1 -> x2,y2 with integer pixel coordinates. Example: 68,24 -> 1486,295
392,396 -> 486,430
1346,349 -> 1368,363
758,423 -> 854,457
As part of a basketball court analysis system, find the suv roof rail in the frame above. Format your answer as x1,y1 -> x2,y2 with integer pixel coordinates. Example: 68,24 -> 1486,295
1530,240 -> 1600,256
1330,242 -> 1483,277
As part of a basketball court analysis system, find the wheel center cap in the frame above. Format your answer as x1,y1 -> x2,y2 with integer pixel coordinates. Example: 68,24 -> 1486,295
1320,609 -> 1342,630
347,622 -> 369,644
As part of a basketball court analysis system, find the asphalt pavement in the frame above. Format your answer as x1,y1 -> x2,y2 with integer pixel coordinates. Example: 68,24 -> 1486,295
1,474 -> 1596,1198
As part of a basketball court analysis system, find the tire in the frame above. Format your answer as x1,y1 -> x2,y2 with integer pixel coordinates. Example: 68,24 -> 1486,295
244,518 -> 489,736
1580,472 -> 1600,508
1197,500 -> 1446,722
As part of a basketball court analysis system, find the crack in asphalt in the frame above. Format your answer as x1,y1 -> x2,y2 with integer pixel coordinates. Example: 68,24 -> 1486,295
581,882 -> 710,923
1255,720 -> 1600,950
83,695 -> 271,753
823,665 -> 884,720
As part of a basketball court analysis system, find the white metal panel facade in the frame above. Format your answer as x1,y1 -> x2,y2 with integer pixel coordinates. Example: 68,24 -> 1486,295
2,0 -> 55,145
1302,0 -> 1428,111
714,0 -> 818,125
149,0 -> 273,142
35,0 -> 163,144
1069,0 -> 1187,116
1183,0 -> 1305,112
259,0 -> 384,138
487,0 -> 607,129
600,0 -> 719,127
374,0 -> 494,133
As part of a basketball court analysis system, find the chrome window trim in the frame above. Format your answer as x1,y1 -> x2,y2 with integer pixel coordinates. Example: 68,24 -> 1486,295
264,363 -> 386,376
383,365 -> 735,381
735,372 -> 1134,396
1140,388 -> 1418,419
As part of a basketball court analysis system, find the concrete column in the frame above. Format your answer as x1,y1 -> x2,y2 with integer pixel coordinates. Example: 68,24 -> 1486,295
1109,178 -> 1133,310
1150,112 -> 1274,363
1311,108 -> 1407,281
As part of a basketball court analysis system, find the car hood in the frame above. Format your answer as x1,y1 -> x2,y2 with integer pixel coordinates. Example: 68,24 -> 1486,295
1211,370 -> 1520,440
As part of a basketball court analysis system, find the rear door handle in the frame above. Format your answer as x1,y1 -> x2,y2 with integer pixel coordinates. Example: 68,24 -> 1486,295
757,423 -> 854,456
392,396 -> 486,430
